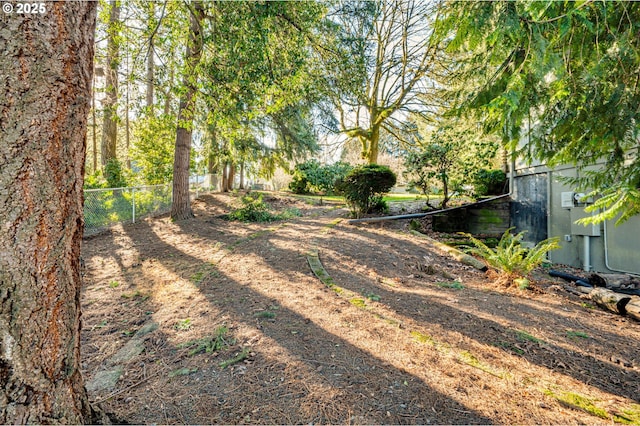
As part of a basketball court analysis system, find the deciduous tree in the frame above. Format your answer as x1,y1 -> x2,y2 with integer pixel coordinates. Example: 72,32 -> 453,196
317,0 -> 444,164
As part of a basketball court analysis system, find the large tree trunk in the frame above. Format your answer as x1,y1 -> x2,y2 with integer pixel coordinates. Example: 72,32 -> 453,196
170,1 -> 204,220
0,3 -> 99,423
221,162 -> 229,193
227,162 -> 236,192
101,0 -> 120,171
367,124 -> 380,164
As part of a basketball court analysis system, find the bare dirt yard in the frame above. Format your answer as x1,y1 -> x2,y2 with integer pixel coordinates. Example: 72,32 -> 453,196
81,192 -> 640,425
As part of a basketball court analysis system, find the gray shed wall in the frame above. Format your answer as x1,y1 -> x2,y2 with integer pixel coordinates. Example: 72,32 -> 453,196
513,166 -> 640,274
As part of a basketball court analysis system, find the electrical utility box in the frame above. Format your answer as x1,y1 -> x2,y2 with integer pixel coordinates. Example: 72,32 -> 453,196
561,192 -> 574,208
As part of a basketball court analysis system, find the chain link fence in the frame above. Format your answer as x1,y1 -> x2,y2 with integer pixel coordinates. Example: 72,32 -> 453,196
83,176 -> 211,236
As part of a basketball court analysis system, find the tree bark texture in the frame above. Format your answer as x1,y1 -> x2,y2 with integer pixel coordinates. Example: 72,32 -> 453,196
100,0 -> 120,170
170,1 -> 204,221
0,2 -> 97,423
589,273 -> 640,290
221,163 -> 229,193
626,297 -> 640,322
589,288 -> 631,315
92,75 -> 98,173
367,123 -> 380,164
227,162 -> 235,192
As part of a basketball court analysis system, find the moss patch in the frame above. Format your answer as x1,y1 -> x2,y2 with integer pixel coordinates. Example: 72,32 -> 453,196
411,330 -> 435,345
544,390 -> 609,420
349,298 -> 367,309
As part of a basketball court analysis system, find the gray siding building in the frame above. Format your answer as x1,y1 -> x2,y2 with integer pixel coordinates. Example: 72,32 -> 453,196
512,159 -> 640,275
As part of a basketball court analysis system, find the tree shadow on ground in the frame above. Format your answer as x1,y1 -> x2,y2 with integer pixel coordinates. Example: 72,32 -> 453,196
318,226 -> 640,404
80,216 -> 492,424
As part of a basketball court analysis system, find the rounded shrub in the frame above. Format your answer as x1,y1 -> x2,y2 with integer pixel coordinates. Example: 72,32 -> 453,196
473,169 -> 506,196
335,164 -> 396,218
288,172 -> 310,194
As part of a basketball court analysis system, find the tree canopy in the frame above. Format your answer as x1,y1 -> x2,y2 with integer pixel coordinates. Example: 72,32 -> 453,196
314,0 -> 445,164
436,0 -> 640,223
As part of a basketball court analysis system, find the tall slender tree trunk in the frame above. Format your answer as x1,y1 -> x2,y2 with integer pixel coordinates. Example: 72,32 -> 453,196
124,52 -> 131,169
101,0 -> 120,171
0,3 -> 102,423
221,162 -> 229,193
227,162 -> 236,192
207,126 -> 217,174
146,2 -> 155,112
164,62 -> 173,115
170,1 -> 204,220
92,74 -> 98,173
239,162 -> 245,190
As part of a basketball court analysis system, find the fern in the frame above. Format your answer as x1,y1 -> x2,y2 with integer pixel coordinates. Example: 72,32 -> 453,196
463,228 -> 560,286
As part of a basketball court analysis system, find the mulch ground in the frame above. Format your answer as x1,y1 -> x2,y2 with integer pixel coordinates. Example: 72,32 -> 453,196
81,192 -> 640,424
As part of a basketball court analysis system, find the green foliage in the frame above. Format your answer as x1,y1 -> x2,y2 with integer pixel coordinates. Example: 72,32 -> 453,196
226,193 -> 271,222
473,169 -> 507,197
289,169 -> 312,194
404,123 -> 499,208
104,158 -> 128,189
437,281 -> 465,290
254,311 -> 276,319
437,1 -> 640,223
566,330 -> 589,340
289,160 -> 353,195
84,170 -> 107,189
514,329 -> 542,344
225,193 -> 301,223
131,114 -> 178,185
463,228 -> 560,286
410,330 -> 435,345
174,318 -> 192,331
83,185 -> 172,233
201,1 -> 326,172
168,367 -> 198,378
219,348 -> 250,369
403,150 -> 435,198
178,326 -> 232,356
335,164 -> 396,218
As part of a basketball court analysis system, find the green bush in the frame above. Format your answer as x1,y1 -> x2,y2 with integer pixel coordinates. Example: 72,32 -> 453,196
473,169 -> 507,196
84,170 -> 107,189
289,160 -> 353,195
289,170 -> 311,194
335,164 -> 396,218
104,159 -> 128,189
462,228 -> 560,287
225,193 -> 301,222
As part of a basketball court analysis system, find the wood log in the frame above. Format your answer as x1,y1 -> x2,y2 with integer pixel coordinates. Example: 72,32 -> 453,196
589,273 -> 640,289
576,285 -> 593,295
625,297 -> 640,322
589,288 -> 631,315
562,285 -> 589,296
